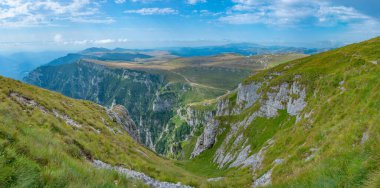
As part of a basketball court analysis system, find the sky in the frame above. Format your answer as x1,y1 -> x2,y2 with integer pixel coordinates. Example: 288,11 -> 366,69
0,0 -> 380,52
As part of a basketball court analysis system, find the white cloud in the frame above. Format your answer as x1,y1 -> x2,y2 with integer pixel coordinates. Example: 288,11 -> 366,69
62,38 -> 129,45
193,10 -> 222,16
187,0 -> 206,5
0,0 -> 113,27
115,0 -> 126,3
221,0 -> 377,27
94,39 -> 115,44
220,13 -> 263,24
69,17 -> 115,24
54,34 -> 63,43
125,8 -> 178,15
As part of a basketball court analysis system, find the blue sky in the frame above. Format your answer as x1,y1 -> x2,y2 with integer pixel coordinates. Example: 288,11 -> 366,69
0,0 -> 379,52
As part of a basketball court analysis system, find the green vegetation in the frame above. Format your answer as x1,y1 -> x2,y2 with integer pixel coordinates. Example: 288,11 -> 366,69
175,67 -> 251,90
177,122 -> 253,187
25,53 -> 302,157
0,76 -> 212,187
11,37 -> 380,187
188,37 -> 380,187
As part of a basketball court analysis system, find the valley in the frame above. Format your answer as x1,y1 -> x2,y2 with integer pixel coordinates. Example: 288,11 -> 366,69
0,37 -> 379,188
1,1 -> 379,187
25,51 -> 305,157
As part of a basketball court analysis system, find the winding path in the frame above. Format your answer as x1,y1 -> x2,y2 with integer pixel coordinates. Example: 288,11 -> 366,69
171,71 -> 228,92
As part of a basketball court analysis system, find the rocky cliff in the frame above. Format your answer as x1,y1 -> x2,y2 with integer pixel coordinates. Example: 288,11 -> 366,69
25,60 -> 170,150
0,75 -> 208,187
17,37 -> 380,187
186,37 -> 380,187
190,77 -> 307,160
107,104 -> 140,142
24,52 -> 305,157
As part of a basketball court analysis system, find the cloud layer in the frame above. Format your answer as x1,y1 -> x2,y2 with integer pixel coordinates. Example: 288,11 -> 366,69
0,0 -> 378,51
220,0 -> 375,27
187,0 -> 207,5
125,8 -> 178,15
0,0 -> 113,27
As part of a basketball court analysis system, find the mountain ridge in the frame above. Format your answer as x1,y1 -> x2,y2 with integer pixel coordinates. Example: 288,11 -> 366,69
25,53 -> 305,156
13,37 -> 380,187
178,36 -> 380,187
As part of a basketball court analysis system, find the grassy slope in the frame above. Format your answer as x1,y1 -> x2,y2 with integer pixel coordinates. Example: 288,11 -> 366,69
6,37 -> 379,187
258,37 -> 380,188
0,76 -> 213,187
180,37 -> 380,187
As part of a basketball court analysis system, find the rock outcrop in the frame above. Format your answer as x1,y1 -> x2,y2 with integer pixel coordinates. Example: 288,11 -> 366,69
236,83 -> 261,111
190,119 -> 219,158
190,77 -> 308,178
177,106 -> 215,128
24,60 -> 173,152
93,160 -> 192,188
10,92 -> 82,129
108,105 -> 140,143
252,168 -> 273,188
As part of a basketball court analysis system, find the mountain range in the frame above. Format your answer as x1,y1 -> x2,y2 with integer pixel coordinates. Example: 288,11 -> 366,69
0,51 -> 68,80
0,37 -> 379,187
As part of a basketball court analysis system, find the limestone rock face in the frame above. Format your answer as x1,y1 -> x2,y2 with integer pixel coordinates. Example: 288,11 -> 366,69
25,61 -> 170,150
191,77 -> 308,166
258,83 -> 290,117
236,82 -> 261,111
108,105 -> 140,143
287,82 -> 307,116
177,106 -> 215,128
216,98 -> 231,116
253,168 -> 273,188
190,119 -> 219,158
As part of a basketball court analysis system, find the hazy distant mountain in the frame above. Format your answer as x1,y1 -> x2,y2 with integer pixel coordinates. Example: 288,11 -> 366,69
46,48 -> 154,66
0,55 -> 16,79
0,51 -> 68,80
80,47 -> 111,54
0,43 -> 326,80
46,53 -> 92,66
167,43 -> 328,57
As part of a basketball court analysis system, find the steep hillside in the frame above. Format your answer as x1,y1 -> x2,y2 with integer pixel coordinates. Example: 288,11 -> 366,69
178,37 -> 380,187
20,37 -> 380,187
4,38 -> 380,188
0,76 -> 211,187
25,53 -> 304,156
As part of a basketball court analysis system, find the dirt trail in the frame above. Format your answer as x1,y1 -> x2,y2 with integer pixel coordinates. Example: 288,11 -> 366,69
171,71 -> 227,92
88,58 -> 228,92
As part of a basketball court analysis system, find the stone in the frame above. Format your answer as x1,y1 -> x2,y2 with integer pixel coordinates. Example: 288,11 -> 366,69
190,119 -> 220,158
107,105 -> 140,143
93,160 -> 192,188
236,82 -> 261,110
253,169 -> 273,188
